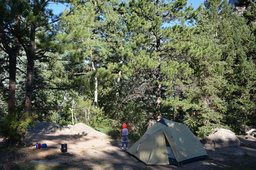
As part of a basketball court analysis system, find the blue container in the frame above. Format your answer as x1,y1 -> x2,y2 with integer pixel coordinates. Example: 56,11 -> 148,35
41,143 -> 47,149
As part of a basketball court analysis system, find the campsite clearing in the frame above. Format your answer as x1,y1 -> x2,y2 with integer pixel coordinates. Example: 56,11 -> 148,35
1,122 -> 256,170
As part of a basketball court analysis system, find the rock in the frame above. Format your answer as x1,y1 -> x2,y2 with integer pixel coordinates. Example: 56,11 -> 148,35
23,121 -> 107,146
237,135 -> 256,149
246,129 -> 256,137
23,121 -> 61,146
204,128 -> 240,148
27,121 -> 61,134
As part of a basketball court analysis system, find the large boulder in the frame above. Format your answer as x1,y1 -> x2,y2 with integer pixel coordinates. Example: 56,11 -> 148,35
23,121 -> 107,146
23,121 -> 61,146
204,128 -> 240,149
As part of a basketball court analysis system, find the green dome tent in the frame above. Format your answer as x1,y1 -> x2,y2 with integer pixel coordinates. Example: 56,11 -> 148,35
127,118 -> 207,165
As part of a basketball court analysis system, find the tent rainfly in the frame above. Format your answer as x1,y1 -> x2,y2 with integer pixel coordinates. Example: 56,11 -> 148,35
127,118 -> 207,166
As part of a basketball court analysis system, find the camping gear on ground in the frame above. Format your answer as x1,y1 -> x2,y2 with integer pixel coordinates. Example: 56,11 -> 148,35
61,143 -> 67,152
127,118 -> 207,166
41,143 -> 47,149
35,143 -> 41,149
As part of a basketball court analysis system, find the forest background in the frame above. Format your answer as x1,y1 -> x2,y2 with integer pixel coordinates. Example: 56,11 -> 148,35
0,0 -> 255,143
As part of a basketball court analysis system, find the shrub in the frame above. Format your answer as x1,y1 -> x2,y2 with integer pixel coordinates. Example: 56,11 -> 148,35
0,112 -> 33,144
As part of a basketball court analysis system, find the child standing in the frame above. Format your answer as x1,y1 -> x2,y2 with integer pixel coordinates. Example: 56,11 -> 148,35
121,122 -> 129,150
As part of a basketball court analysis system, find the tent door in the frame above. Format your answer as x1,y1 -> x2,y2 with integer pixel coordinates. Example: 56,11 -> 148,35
165,136 -> 178,165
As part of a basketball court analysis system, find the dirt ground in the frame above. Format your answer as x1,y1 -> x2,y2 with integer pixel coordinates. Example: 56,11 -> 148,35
1,123 -> 256,170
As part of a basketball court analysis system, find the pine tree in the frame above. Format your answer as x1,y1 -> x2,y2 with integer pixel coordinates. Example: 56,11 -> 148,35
0,0 -> 62,142
0,0 -> 22,116
117,0 -> 191,123
164,0 -> 228,136
174,0 -> 256,135
57,0 -> 124,123
218,1 -> 256,132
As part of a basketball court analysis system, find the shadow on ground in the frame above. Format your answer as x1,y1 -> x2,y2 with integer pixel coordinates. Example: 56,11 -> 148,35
1,134 -> 256,170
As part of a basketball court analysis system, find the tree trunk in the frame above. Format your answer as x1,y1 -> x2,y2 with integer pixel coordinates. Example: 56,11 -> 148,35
24,50 -> 35,116
94,76 -> 98,105
0,24 -> 20,116
155,35 -> 161,113
8,48 -> 19,115
92,61 -> 98,106
24,23 -> 36,116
